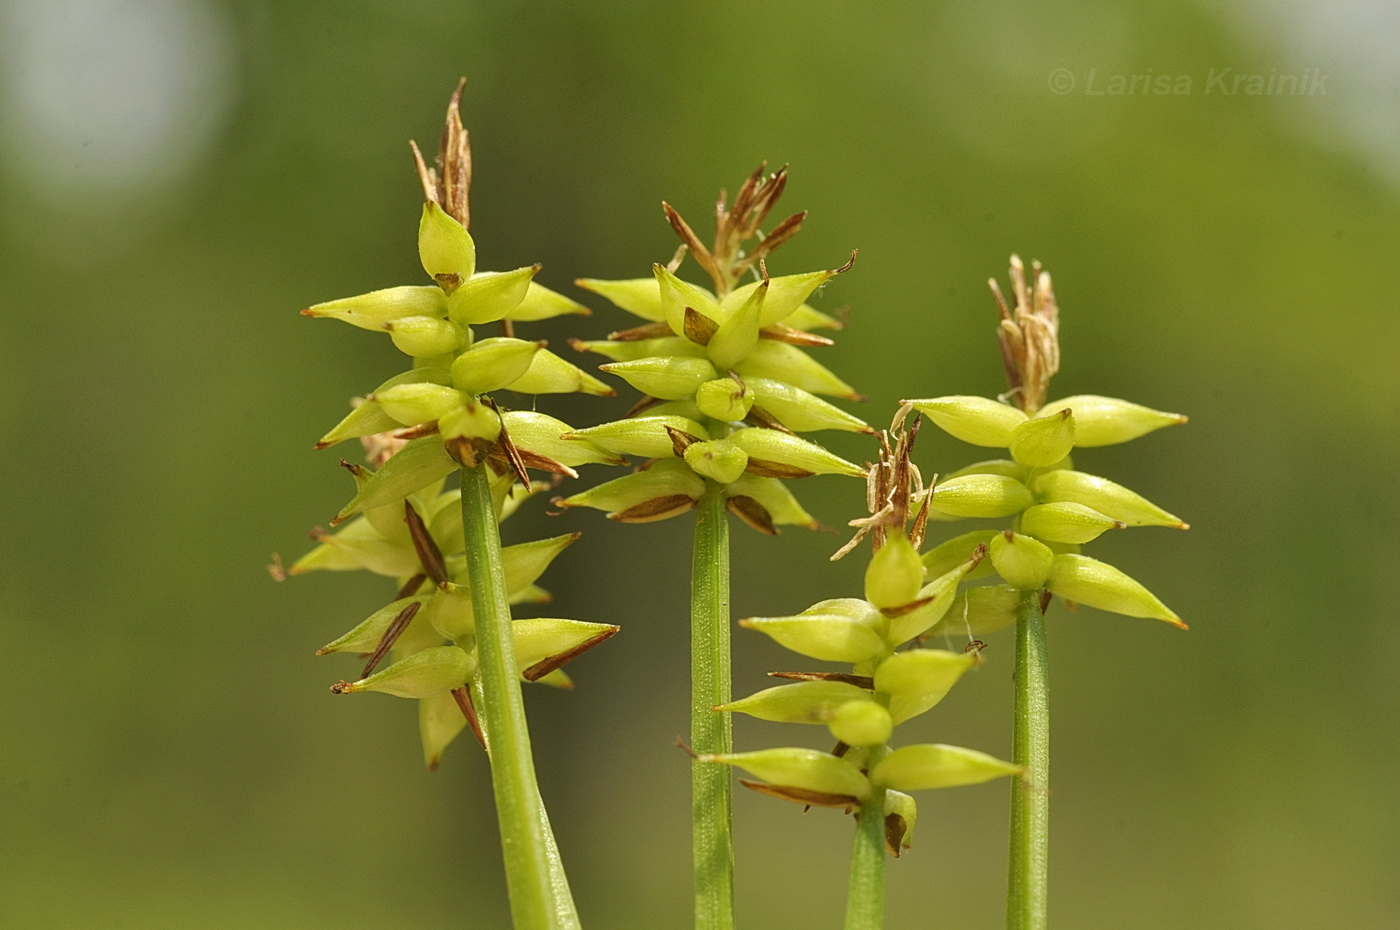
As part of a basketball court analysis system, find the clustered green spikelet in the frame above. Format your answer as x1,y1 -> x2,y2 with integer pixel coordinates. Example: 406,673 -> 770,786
705,423 -> 1021,855
286,86 -> 620,768
904,255 -> 1190,637
556,165 -> 870,531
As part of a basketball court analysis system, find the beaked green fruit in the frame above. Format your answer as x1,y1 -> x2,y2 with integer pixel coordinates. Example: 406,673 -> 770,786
869,744 -> 1022,791
1009,409 -> 1075,468
826,700 -> 893,747
1036,395 -> 1186,446
988,531 -> 1055,590
903,395 -> 1028,446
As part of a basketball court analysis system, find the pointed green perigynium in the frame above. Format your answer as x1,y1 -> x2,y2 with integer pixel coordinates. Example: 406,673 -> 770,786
1008,409 -> 1075,469
988,531 -> 1055,591
1035,394 -> 1186,447
702,748 -> 873,802
869,744 -> 1023,792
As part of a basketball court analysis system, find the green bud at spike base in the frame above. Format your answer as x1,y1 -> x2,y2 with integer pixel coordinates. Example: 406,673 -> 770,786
869,744 -> 1022,791
715,680 -> 873,723
865,531 -> 923,610
439,400 -> 502,447
447,265 -> 539,325
874,648 -> 979,699
729,428 -> 865,479
600,356 -> 718,401
926,474 -> 1033,519
511,618 -> 619,675
703,748 -> 872,801
683,438 -> 749,484
903,395 -> 1028,447
887,552 -> 985,645
419,690 -> 468,770
302,285 -> 447,331
499,411 -> 627,468
450,337 -> 542,394
565,416 -> 710,458
418,201 -> 476,283
1032,469 -> 1187,528
506,347 -> 615,396
317,595 -> 431,655
1019,502 -> 1124,543
1036,394 -> 1187,446
722,269 -> 837,328
695,377 -> 754,421
423,582 -> 475,640
335,437 -> 458,524
723,474 -> 817,529
654,263 -> 723,339
735,340 -> 859,399
334,644 -> 477,699
506,281 -> 591,321
574,276 -> 666,322
707,281 -> 765,369
556,459 -> 705,522
934,585 -> 1021,637
989,531 -> 1055,590
1009,409 -> 1075,468
746,377 -> 870,433
884,790 -> 917,856
372,383 -> 466,427
383,315 -> 468,358
921,530 -> 998,581
1046,554 -> 1186,627
826,700 -> 893,747
739,613 -> 888,664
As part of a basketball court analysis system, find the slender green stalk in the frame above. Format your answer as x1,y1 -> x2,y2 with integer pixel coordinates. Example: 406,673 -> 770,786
843,744 -> 889,930
460,464 -> 579,930
691,480 -> 734,930
1007,590 -> 1049,930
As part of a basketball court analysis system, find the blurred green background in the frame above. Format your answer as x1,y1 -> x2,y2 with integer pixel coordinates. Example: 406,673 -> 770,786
2,0 -> 1396,927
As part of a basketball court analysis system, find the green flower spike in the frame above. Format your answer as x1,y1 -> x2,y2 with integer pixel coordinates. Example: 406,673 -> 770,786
716,416 -> 1018,929
568,166 -> 869,930
286,83 -> 623,930
907,255 -> 1192,930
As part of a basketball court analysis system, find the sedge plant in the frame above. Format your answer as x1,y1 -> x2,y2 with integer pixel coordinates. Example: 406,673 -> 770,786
705,417 -> 1022,929
281,84 -> 1192,930
903,256 -> 1190,930
558,168 -> 869,929
284,84 -> 628,930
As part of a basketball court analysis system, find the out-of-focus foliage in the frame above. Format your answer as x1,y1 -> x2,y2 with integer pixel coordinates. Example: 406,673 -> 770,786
1,1 -> 1395,928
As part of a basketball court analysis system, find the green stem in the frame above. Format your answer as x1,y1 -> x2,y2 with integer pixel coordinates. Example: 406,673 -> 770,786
843,745 -> 888,930
1007,590 -> 1049,930
691,480 -> 734,930
460,464 -> 579,930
